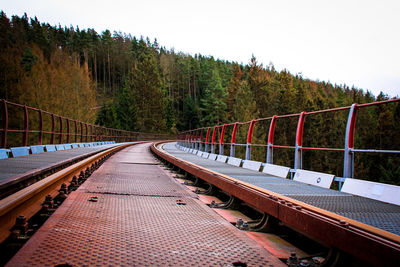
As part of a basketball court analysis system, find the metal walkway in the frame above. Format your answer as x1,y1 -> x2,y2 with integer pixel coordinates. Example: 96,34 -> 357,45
162,142 -> 400,236
6,143 -> 284,266
0,143 -> 123,197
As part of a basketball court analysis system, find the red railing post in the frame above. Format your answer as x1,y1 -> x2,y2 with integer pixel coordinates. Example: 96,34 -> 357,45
50,114 -> 55,144
74,120 -> 77,143
1,100 -> 8,148
211,126 -> 217,154
22,105 -> 29,146
194,129 -> 199,150
205,127 -> 211,152
245,120 -> 256,160
66,119 -> 70,144
58,116 -> 63,144
294,112 -> 307,170
85,124 -> 88,142
80,122 -> 83,142
199,130 -> 204,151
343,104 -> 359,179
38,109 -> 43,145
230,122 -> 239,157
266,115 -> 278,163
89,124 -> 92,142
219,124 -> 226,155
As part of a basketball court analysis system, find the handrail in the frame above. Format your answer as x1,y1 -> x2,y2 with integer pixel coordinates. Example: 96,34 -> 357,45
180,98 -> 400,182
0,99 -> 173,148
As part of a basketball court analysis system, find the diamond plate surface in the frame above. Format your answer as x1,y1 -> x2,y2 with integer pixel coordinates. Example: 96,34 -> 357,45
7,194 -> 282,266
7,142 -> 283,266
288,195 -> 400,235
165,142 -> 400,236
0,146 -> 117,183
81,145 -> 195,197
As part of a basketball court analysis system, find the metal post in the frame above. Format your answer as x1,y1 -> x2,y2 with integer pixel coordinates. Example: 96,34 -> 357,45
245,120 -> 256,160
205,127 -> 211,152
219,124 -> 226,155
89,125 -> 96,142
80,122 -> 83,142
195,130 -> 199,150
51,114 -> 55,144
230,122 -> 239,157
66,119 -> 70,144
74,121 -> 78,143
85,124 -> 88,142
343,104 -> 359,179
38,109 -> 43,145
211,126 -> 217,154
199,130 -> 203,151
1,100 -> 8,148
266,115 -> 277,164
294,112 -> 306,170
23,105 -> 29,146
58,116 -> 63,144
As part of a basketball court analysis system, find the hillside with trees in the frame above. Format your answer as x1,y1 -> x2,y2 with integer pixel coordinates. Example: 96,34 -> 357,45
0,12 -> 399,184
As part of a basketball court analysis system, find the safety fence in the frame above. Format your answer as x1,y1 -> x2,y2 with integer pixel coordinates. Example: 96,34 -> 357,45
0,99 -> 173,148
178,98 -> 400,185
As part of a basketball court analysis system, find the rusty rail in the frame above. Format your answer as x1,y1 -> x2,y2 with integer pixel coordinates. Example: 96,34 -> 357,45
0,142 -> 144,244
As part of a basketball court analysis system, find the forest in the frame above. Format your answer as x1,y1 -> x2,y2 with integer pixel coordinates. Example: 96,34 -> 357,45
0,12 -> 399,184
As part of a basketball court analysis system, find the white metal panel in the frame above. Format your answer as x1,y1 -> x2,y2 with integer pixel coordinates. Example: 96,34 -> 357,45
201,152 -> 210,159
208,153 -> 218,160
293,169 -> 334,189
342,178 -> 400,205
227,157 -> 242,167
216,155 -> 228,163
192,149 -> 198,155
262,163 -> 290,178
242,160 -> 262,172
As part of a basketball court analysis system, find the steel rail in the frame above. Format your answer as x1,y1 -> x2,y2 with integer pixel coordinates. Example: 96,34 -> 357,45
0,142 -> 145,244
151,141 -> 400,267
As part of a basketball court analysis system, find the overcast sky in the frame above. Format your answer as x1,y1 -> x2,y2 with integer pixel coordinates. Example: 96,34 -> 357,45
2,0 -> 400,97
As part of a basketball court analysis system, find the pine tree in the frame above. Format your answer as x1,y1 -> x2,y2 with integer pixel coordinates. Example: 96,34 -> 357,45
128,42 -> 167,132
200,67 -> 227,126
116,82 -> 137,131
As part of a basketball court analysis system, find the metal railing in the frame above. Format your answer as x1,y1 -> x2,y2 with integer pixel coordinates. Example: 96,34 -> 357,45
0,99 -> 173,148
179,98 -> 400,185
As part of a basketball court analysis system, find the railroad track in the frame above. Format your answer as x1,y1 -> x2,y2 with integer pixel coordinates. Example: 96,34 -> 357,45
0,142 -> 143,247
2,140 -> 399,266
151,141 -> 400,266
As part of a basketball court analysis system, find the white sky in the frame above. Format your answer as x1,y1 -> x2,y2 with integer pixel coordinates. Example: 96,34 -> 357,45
2,0 -> 400,97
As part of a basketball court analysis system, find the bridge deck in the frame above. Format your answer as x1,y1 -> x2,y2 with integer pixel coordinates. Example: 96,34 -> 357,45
162,142 -> 400,236
6,143 -> 284,266
0,144 -> 121,194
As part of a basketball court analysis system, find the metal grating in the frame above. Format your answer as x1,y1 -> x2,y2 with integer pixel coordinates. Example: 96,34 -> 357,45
7,143 -> 283,266
7,193 -> 283,266
289,195 -> 400,235
166,142 -> 400,236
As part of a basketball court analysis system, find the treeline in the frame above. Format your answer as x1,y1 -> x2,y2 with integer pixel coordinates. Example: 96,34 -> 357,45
0,12 -> 399,184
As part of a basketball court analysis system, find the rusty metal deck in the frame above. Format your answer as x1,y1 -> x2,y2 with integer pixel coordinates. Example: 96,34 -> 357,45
0,144 -> 122,192
162,142 -> 400,236
6,143 -> 284,266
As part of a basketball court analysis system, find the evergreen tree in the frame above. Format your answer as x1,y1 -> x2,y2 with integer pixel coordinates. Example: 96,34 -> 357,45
116,82 -> 137,131
200,67 -> 227,126
183,95 -> 200,130
128,41 -> 167,132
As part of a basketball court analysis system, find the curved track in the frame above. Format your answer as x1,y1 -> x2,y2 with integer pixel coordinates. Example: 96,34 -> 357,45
151,141 -> 400,266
